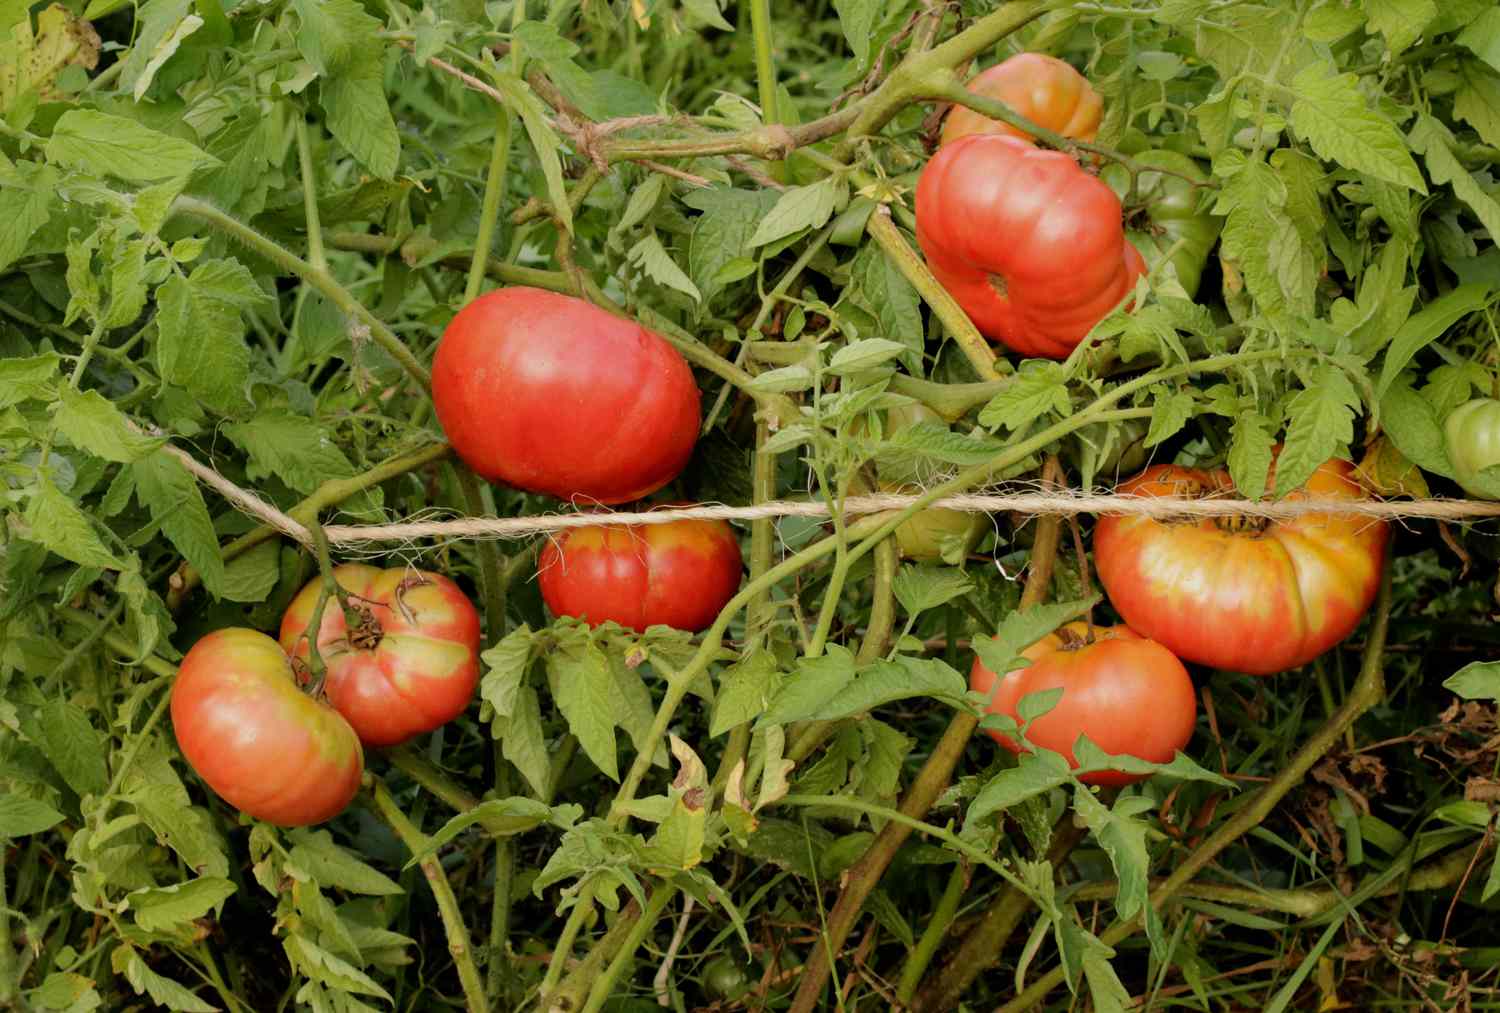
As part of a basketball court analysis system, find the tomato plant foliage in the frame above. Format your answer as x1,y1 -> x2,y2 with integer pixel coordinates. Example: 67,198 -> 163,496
2,0 -> 1500,1011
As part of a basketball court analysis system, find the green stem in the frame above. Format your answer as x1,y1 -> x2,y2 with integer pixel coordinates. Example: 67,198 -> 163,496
0,840 -> 14,1006
887,374 -> 1013,422
487,760 -> 515,1005
167,442 -> 451,607
295,117 -> 327,271
866,206 -> 1002,381
579,883 -> 678,1013
171,196 -> 431,391
912,817 -> 1086,1011
325,231 -> 581,294
465,109 -> 514,303
455,468 -> 507,644
748,0 -> 778,125
994,563 -> 1394,1013
368,779 -> 488,1013
897,863 -> 965,1004
385,746 -> 481,812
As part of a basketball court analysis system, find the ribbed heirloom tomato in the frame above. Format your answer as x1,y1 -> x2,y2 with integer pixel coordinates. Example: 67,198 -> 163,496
1094,458 -> 1388,675
171,628 -> 363,826
915,134 -> 1146,359
431,287 -> 701,504
539,516 -> 743,632
940,52 -> 1102,148
1444,398 -> 1500,499
279,565 -> 482,747
970,622 -> 1196,786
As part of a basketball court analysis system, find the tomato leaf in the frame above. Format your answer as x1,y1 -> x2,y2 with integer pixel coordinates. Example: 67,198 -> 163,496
1289,63 -> 1426,193
710,652 -> 783,737
548,640 -> 620,781
892,563 -> 973,617
1375,282 -> 1493,399
970,597 -> 1099,680
978,363 -> 1072,432
1443,661 -> 1500,701
1227,413 -> 1275,501
1275,364 -> 1360,499
133,449 -> 226,598
749,177 -> 842,248
287,829 -> 403,895
962,751 -> 1073,834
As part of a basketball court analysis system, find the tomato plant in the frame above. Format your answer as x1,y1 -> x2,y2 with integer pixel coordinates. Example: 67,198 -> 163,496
278,564 -> 482,747
431,287 -> 701,504
170,628 -> 364,827
1103,150 -> 1221,299
1444,398 -> 1500,499
1094,459 -> 1388,675
940,53 -> 1102,148
880,482 -> 984,561
970,622 -> 1196,786
538,516 -> 743,632
915,133 -> 1145,359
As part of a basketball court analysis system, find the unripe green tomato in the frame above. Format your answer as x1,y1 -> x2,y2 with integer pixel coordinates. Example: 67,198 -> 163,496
882,482 -> 986,562
1445,398 -> 1500,499
702,953 -> 755,1002
1102,150 -> 1221,298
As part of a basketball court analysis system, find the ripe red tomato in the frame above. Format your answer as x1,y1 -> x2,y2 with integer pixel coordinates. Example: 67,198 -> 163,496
279,565 -> 482,747
171,628 -> 363,826
431,287 -> 701,504
538,516 -> 743,632
941,53 -> 1102,148
1093,458 -> 1388,675
915,134 -> 1145,359
970,622 -> 1196,786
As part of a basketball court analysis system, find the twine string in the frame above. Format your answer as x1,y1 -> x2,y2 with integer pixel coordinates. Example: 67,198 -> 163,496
162,444 -> 1500,549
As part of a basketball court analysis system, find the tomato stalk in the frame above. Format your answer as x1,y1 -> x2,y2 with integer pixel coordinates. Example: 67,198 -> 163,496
367,779 -> 488,1013
994,562 -> 1393,1013
299,515 -> 361,699
578,882 -> 679,1013
170,196 -> 432,392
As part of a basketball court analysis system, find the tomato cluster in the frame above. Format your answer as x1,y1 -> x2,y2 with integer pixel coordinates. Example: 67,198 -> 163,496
172,566 -> 483,826
918,53 -> 1218,359
972,455 -> 1388,783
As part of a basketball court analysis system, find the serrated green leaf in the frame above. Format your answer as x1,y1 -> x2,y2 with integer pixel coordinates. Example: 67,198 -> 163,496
1444,661 -> 1500,701
1458,6 -> 1500,72
1145,390 -> 1195,447
223,412 -> 355,495
685,187 -> 779,301
1289,64 -> 1426,193
1455,61 -> 1500,148
970,598 -> 1098,681
155,259 -> 267,413
892,563 -> 973,617
26,699 -> 107,796
978,364 -> 1071,431
833,0 -> 878,65
0,162 -> 56,275
628,232 -> 701,302
828,338 -> 909,373
46,110 -> 217,183
1362,0 -> 1436,54
749,177 -> 841,248
51,387 -> 160,463
287,829 -> 403,895
963,751 -> 1072,833
25,474 -> 122,570
1410,114 -> 1500,243
747,364 -> 815,393
549,641 -> 619,781
1276,365 -> 1360,498
114,947 -> 216,1012
220,540 -> 280,603
492,71 -> 572,234
0,795 -> 64,837
1227,413 -> 1275,501
127,877 -> 235,933
133,449 -> 225,598
1376,284 -> 1492,398
710,652 -> 782,737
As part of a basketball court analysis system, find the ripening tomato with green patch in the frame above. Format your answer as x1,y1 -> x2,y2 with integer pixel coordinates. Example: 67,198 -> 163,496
940,53 -> 1102,148
171,628 -> 363,826
1444,398 -> 1500,499
915,133 -> 1146,359
279,565 -> 482,747
538,516 -> 743,632
867,403 -> 986,561
1102,149 -> 1222,299
431,287 -> 701,504
970,621 -> 1196,786
1093,458 -> 1388,675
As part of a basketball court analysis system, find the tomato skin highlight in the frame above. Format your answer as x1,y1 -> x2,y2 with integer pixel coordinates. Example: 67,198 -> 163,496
171,628 -> 363,827
941,53 -> 1102,148
431,287 -> 701,505
1093,458 -> 1388,676
970,622 -> 1196,786
279,565 -> 482,748
538,517 -> 743,632
1444,398 -> 1500,499
915,134 -> 1145,359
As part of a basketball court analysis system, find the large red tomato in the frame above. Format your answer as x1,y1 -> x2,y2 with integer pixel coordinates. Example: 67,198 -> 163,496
431,287 -> 701,504
171,628 -> 363,826
970,622 -> 1196,786
941,53 -> 1102,148
279,565 -> 482,747
915,134 -> 1145,359
538,516 -> 743,632
1093,458 -> 1388,675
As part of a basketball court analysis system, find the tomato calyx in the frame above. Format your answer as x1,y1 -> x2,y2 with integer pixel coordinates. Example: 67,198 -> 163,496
1054,624 -> 1098,651
987,273 -> 1009,298
1214,513 -> 1271,535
